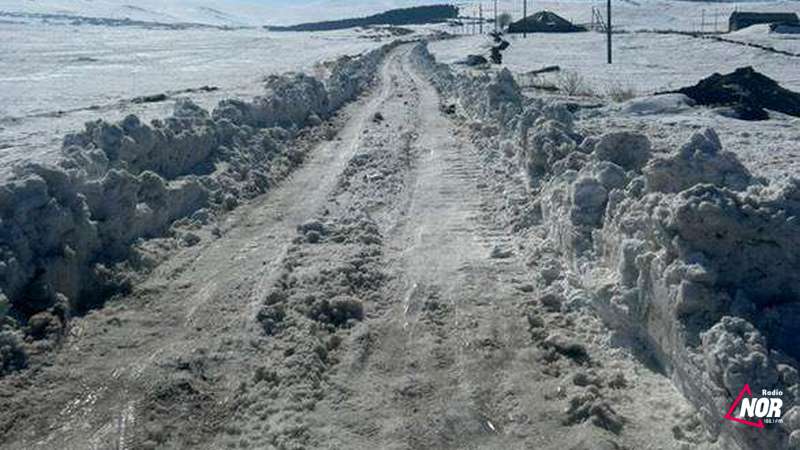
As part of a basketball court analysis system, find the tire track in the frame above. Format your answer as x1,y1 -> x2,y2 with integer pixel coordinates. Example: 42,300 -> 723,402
0,45 -> 411,450
300,42 -> 537,450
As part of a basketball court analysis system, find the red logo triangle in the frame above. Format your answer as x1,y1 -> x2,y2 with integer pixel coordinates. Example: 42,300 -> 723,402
724,384 -> 765,428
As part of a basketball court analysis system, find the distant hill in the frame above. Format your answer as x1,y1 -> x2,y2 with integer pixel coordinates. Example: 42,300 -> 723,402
265,5 -> 459,32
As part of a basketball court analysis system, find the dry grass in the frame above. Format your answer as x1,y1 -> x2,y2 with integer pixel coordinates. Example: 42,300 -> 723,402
604,81 -> 638,102
555,70 -> 594,96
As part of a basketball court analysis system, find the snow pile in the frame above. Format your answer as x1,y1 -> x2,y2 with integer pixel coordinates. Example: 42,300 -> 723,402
0,42 -> 397,370
413,41 -> 800,449
619,93 -> 694,116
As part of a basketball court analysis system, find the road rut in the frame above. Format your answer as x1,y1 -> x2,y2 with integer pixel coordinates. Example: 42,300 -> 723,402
0,44 -> 698,450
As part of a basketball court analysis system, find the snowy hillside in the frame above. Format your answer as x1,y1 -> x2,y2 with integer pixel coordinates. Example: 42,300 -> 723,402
0,0 -> 453,26
4,0 -> 799,28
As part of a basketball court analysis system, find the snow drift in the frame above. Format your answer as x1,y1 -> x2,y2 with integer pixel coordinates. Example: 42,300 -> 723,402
0,42 -> 398,374
413,42 -> 800,449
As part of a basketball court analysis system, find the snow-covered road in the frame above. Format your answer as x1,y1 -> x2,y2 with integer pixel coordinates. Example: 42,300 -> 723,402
2,4 -> 800,447
0,42 -> 706,450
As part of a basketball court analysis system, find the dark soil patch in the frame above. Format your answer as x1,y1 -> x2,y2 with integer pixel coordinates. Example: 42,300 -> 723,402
663,66 -> 800,121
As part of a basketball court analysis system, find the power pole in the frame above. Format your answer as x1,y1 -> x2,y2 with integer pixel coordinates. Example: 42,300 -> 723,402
479,3 -> 483,34
523,0 -> 528,38
472,4 -> 475,34
606,0 -> 612,64
701,9 -> 706,33
494,0 -> 498,32
714,9 -> 719,33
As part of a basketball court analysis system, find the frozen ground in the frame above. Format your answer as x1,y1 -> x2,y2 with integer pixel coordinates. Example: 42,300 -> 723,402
0,24 -> 388,176
429,31 -> 800,94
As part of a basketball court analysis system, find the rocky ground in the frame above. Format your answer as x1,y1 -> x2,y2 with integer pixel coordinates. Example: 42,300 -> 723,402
0,41 -> 794,450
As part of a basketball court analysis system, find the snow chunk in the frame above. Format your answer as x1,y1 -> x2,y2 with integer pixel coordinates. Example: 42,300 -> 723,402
701,316 -> 777,394
644,128 -> 753,193
594,131 -> 652,172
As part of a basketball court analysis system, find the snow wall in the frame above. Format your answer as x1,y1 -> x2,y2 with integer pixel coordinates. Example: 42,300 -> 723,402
412,41 -> 800,450
0,42 -> 400,375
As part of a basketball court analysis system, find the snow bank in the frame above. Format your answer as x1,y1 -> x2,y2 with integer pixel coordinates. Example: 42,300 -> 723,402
413,42 -> 800,449
0,42 -> 397,369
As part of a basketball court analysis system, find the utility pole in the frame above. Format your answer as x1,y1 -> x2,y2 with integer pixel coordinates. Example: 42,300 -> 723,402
523,0 -> 528,38
479,3 -> 483,34
469,3 -> 477,34
701,9 -> 706,33
494,0 -> 498,32
714,9 -> 718,33
472,4 -> 475,34
606,0 -> 612,64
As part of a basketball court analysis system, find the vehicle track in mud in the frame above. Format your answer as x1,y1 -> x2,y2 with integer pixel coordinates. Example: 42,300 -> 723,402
0,44 -> 706,450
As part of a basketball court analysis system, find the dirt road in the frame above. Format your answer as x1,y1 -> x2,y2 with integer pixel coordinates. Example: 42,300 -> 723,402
0,44 -> 702,450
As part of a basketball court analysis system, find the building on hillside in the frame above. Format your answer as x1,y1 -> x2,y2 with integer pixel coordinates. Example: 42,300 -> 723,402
728,11 -> 799,32
507,11 -> 587,34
